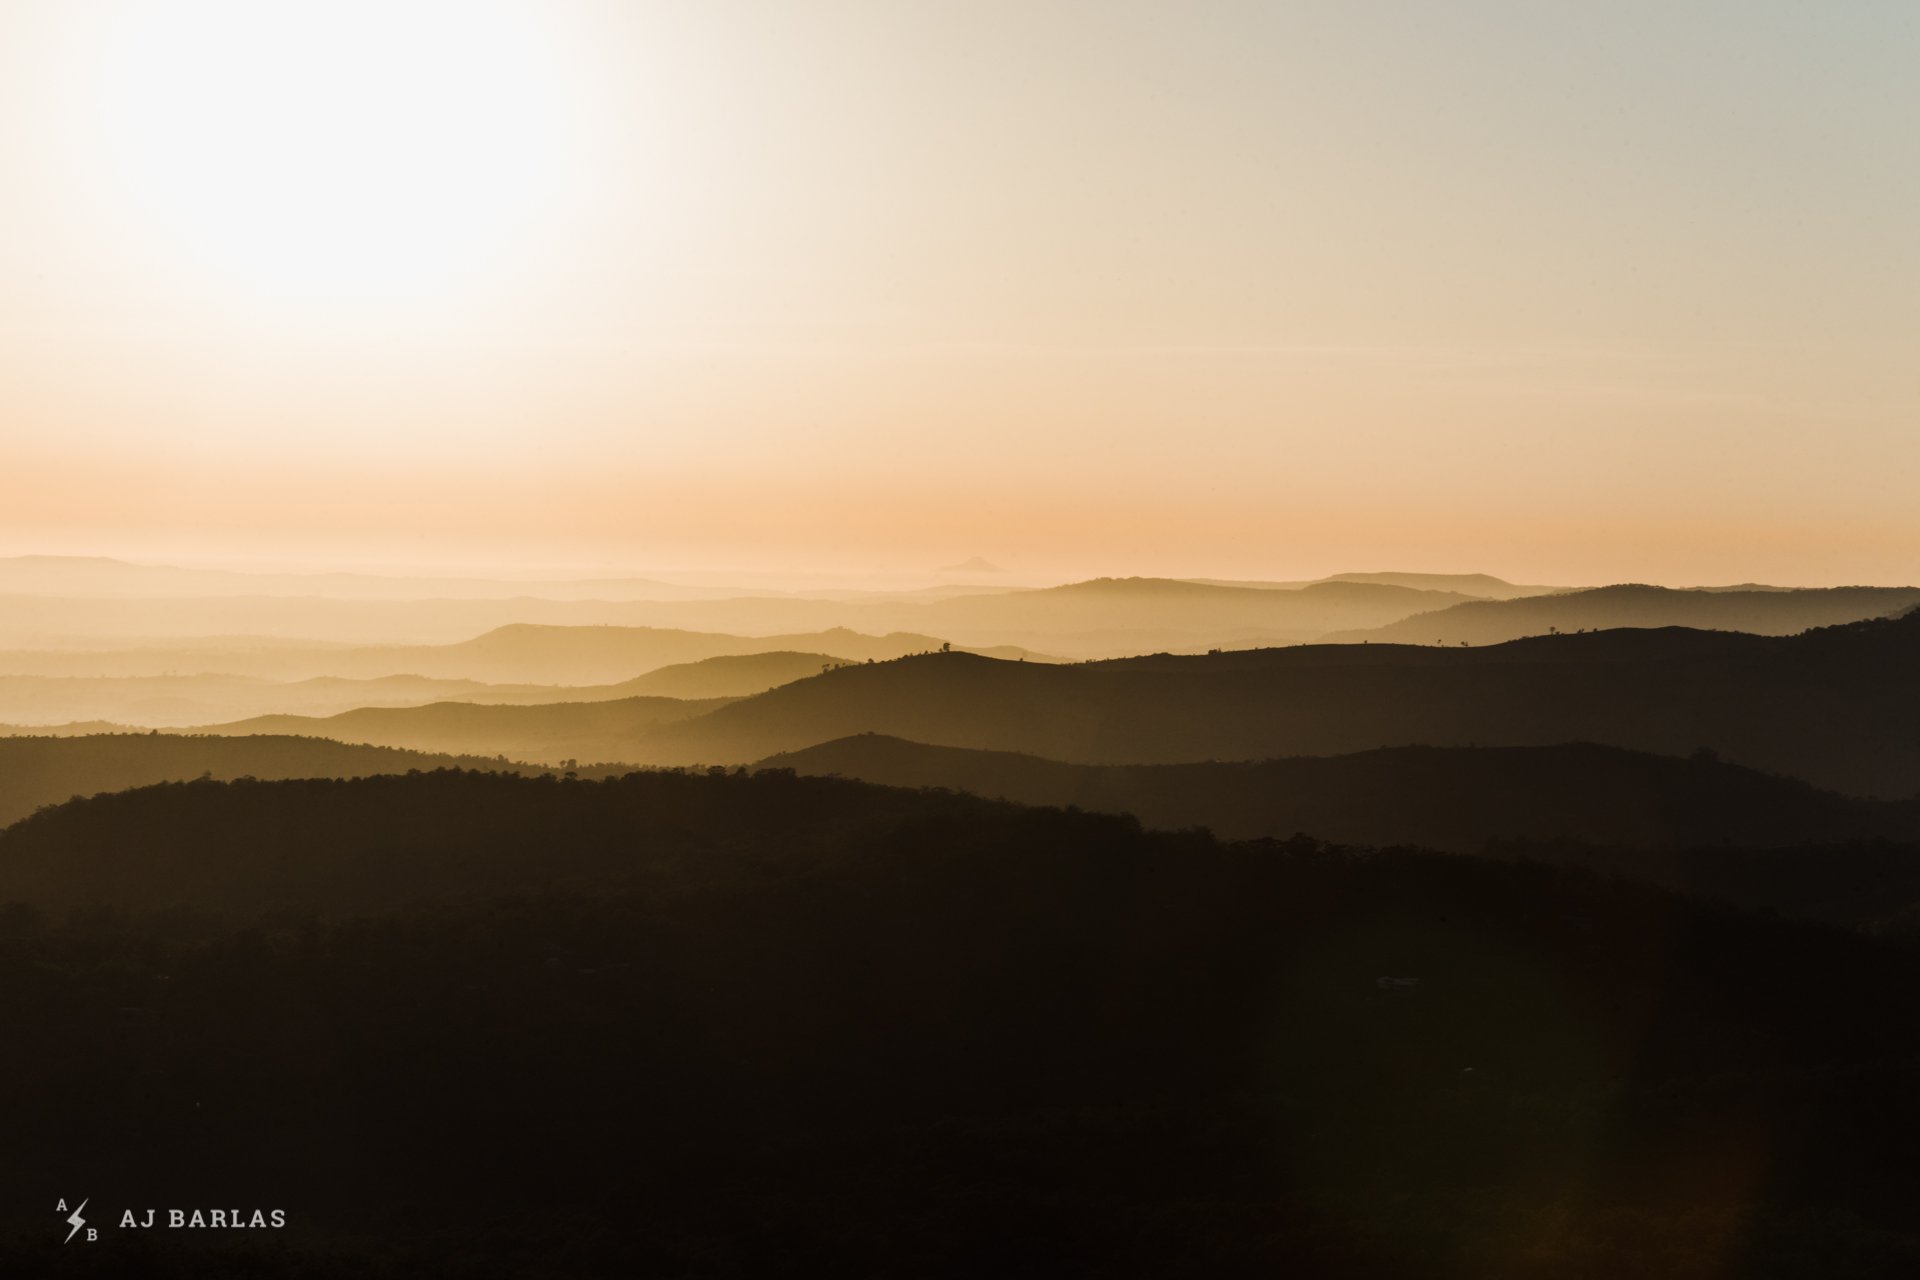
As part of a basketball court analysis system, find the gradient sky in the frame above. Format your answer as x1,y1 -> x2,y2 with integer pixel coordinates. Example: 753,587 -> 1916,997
1,1 -> 1914,584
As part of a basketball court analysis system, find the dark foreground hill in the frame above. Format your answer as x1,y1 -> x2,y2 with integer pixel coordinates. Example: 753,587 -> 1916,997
0,734 -> 596,828
638,612 -> 1920,796
1325,583 -> 1920,645
3,770 -> 1920,1275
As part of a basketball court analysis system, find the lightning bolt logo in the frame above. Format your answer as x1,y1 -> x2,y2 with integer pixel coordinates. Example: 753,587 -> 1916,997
64,1198 -> 88,1244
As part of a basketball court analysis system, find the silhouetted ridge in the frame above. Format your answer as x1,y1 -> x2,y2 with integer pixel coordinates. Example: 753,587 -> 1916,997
0,767 -> 1047,916
5,768 -> 1920,1275
629,618 -> 1920,795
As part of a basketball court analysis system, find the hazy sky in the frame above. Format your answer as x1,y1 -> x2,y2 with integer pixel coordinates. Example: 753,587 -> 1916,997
1,1 -> 1914,584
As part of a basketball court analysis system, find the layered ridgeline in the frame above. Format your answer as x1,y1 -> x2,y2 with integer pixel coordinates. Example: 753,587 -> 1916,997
3,769 -> 1920,1275
3,554 -> 1913,657
1325,584 -> 1920,646
0,626 -> 991,683
0,580 -> 1472,663
192,694 -> 730,764
0,556 -> 1513,654
0,734 -> 614,828
100,610 -> 1918,795
842,577 -> 1484,655
628,612 -> 1920,796
0,651 -> 840,729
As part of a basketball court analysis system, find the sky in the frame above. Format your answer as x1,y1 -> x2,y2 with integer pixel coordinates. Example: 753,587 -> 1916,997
0,0 -> 1914,585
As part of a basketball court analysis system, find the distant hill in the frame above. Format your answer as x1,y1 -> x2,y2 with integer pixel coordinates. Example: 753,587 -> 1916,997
626,612 -> 1920,796
0,653 -> 860,728
0,734 -> 573,828
322,624 -> 981,684
593,651 -> 845,700
0,672 -> 506,728
763,736 -> 1920,851
0,564 -> 1490,655
483,577 -> 1495,658
1318,571 -> 1562,598
330,624 -> 953,684
1324,584 -> 1920,645
196,694 -> 727,764
1191,571 -> 1562,600
0,625 -> 968,683
938,556 -> 1004,573
896,577 -> 1478,654
0,590 -> 1006,648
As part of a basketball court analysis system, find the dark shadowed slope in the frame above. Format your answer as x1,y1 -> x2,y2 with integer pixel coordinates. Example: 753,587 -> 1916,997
636,612 -> 1920,796
762,736 -> 1920,925
1325,583 -> 1920,645
0,734 -> 577,828
196,694 -> 727,764
762,736 -> 1920,850
5,770 -> 1920,1275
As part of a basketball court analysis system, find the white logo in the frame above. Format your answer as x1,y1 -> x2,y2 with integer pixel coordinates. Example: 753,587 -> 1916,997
57,1197 -> 94,1244
53,1195 -> 287,1239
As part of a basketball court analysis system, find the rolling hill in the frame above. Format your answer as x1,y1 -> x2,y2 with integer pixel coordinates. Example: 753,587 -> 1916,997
1324,584 -> 1920,645
196,693 -> 728,763
583,649 -> 846,699
762,736 -> 1920,850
